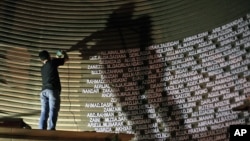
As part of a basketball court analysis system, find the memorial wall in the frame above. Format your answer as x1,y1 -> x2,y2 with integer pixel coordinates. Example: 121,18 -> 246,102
83,14 -> 250,141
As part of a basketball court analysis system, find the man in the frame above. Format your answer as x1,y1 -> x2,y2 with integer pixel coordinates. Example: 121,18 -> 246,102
38,50 -> 69,130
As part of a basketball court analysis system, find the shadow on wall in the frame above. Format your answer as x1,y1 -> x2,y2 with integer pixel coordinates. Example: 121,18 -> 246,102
69,2 -> 153,56
68,2 -> 176,140
0,55 -> 7,84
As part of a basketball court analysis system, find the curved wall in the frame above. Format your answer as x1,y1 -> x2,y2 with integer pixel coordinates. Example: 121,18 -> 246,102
0,0 -> 250,140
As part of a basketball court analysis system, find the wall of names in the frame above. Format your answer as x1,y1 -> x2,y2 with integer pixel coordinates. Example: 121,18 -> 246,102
82,13 -> 250,141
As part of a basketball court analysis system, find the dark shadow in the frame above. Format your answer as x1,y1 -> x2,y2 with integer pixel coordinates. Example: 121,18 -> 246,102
0,110 -> 9,115
69,2 -> 174,140
68,3 -> 152,58
0,54 -> 7,59
0,72 -> 7,84
0,79 -> 7,84
0,54 -> 7,85
0,110 -> 40,129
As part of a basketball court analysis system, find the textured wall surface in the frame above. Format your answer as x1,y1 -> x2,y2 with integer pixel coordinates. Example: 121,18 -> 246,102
0,0 -> 250,141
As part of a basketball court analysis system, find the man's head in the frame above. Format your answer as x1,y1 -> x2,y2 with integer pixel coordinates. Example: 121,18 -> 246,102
39,50 -> 50,61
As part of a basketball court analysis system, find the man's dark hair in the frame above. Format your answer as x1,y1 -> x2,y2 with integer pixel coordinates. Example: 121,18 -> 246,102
39,50 -> 50,61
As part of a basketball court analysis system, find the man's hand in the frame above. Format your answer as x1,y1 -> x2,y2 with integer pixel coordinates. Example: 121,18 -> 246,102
62,50 -> 69,62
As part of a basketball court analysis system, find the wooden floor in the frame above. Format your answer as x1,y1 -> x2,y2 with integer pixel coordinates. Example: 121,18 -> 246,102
0,127 -> 134,141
